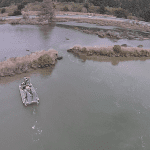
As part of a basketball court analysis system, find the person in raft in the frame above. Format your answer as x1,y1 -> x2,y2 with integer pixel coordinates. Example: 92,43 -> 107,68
21,77 -> 29,90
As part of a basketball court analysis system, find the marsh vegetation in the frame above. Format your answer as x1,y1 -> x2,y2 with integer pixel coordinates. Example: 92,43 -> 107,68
0,49 -> 58,77
67,45 -> 150,58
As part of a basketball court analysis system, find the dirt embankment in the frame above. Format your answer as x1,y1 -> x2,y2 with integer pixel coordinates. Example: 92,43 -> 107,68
0,49 -> 59,77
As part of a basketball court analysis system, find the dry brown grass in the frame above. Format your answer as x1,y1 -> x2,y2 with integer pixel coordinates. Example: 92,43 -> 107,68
68,45 -> 150,58
5,4 -> 17,14
0,49 -> 58,77
22,2 -> 42,11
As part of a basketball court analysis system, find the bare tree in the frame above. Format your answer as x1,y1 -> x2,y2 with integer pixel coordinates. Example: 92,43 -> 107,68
38,0 -> 55,23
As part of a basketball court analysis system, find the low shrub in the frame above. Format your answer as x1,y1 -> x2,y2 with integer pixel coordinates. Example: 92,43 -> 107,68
31,60 -> 38,68
81,47 -> 87,53
53,3 -> 56,9
12,10 -> 22,16
132,50 -> 140,57
71,3 -> 83,12
140,50 -> 149,57
120,51 -> 129,57
10,20 -> 20,25
88,5 -> 96,13
97,5 -> 105,14
113,45 -> 122,53
107,51 -> 115,57
8,12 -> 14,16
1,8 -> 6,14
99,49 -> 108,56
17,4 -> 25,10
114,9 -> 128,19
37,54 -> 53,67
142,9 -> 150,22
23,14 -> 29,20
75,6 -> 82,12
22,0 -> 29,6
62,6 -> 69,11
84,2 -> 89,12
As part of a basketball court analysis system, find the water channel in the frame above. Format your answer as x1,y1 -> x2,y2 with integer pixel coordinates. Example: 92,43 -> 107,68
0,22 -> 150,150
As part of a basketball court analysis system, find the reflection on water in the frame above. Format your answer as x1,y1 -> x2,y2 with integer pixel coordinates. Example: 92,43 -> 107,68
0,67 -> 54,85
71,52 -> 150,66
0,23 -> 150,150
38,23 -> 56,39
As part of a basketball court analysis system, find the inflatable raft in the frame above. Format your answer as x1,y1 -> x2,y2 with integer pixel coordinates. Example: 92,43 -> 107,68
19,77 -> 39,106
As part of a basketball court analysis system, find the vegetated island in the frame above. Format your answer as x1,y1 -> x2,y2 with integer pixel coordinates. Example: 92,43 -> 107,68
67,45 -> 150,65
55,15 -> 150,33
0,49 -> 60,77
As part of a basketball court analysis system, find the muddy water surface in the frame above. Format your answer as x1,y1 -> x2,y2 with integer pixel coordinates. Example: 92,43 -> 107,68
0,23 -> 150,150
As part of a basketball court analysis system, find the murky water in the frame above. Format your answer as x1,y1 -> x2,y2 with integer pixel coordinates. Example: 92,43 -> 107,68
0,23 -> 150,150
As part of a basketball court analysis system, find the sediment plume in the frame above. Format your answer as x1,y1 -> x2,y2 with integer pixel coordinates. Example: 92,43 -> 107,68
67,45 -> 150,57
0,49 -> 58,77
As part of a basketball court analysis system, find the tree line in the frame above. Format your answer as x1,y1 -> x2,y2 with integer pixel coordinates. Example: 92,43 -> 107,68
58,0 -> 150,21
0,0 -> 150,21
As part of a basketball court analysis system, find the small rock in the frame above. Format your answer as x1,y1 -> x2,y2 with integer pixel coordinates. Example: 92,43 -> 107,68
128,35 -> 134,40
121,44 -> 127,47
67,49 -> 72,52
106,30 -> 112,36
98,33 -> 106,38
57,56 -> 63,60
137,45 -> 143,48
139,36 -> 143,40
